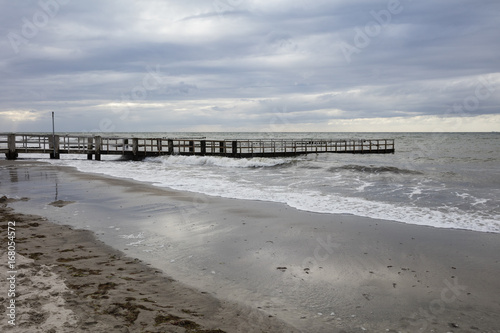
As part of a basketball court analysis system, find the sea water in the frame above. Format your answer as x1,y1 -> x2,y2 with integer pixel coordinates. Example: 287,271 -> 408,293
37,132 -> 500,233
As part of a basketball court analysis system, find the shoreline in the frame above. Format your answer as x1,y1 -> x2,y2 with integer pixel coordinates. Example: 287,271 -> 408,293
1,159 -> 500,332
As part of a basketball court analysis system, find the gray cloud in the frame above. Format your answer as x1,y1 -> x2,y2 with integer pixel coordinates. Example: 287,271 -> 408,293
1,0 -> 499,132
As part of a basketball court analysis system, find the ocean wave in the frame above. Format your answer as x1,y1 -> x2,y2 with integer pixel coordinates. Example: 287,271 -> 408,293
145,155 -> 293,168
286,193 -> 500,233
328,164 -> 424,175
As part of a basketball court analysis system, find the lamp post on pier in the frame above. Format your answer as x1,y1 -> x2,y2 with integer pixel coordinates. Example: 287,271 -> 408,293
50,111 -> 59,159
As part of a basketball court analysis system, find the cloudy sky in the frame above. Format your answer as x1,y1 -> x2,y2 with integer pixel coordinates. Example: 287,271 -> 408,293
1,0 -> 499,133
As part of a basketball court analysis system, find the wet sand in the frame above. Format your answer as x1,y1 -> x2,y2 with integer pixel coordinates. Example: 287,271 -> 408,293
0,198 -> 297,333
1,159 -> 500,332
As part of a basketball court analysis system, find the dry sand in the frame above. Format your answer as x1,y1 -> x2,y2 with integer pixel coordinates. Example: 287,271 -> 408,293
1,159 -> 500,332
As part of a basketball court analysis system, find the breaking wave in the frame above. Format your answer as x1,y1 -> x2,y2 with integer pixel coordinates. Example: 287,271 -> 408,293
146,155 -> 293,168
328,164 -> 424,175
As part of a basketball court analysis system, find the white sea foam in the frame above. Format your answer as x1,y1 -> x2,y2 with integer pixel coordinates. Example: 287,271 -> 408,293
42,144 -> 500,234
148,155 -> 291,168
119,232 -> 145,239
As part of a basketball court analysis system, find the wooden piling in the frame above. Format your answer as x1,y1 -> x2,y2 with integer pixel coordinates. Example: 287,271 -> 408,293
94,136 -> 101,161
6,134 -> 18,160
156,139 -> 162,154
200,140 -> 206,155
87,137 -> 93,160
132,138 -> 139,158
232,141 -> 238,157
168,139 -> 174,154
50,135 -> 60,159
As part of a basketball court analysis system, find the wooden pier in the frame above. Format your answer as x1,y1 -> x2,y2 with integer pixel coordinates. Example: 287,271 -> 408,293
1,133 -> 394,160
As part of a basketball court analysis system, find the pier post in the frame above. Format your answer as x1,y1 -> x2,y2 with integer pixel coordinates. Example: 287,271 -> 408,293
219,141 -> 225,154
87,137 -> 93,160
156,139 -> 162,154
95,136 -> 101,161
189,140 -> 194,153
132,138 -> 139,160
232,141 -> 238,157
124,139 -> 129,154
6,134 -> 18,160
200,140 -> 206,155
168,139 -> 174,154
49,135 -> 60,159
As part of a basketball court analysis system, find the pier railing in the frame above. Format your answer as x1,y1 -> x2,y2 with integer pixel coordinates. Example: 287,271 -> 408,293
1,133 -> 394,160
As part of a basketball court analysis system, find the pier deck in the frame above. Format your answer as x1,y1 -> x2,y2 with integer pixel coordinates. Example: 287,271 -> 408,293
1,134 -> 394,160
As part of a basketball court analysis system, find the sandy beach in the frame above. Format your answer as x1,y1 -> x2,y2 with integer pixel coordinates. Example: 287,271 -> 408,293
1,159 -> 500,332
0,198 -> 297,333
